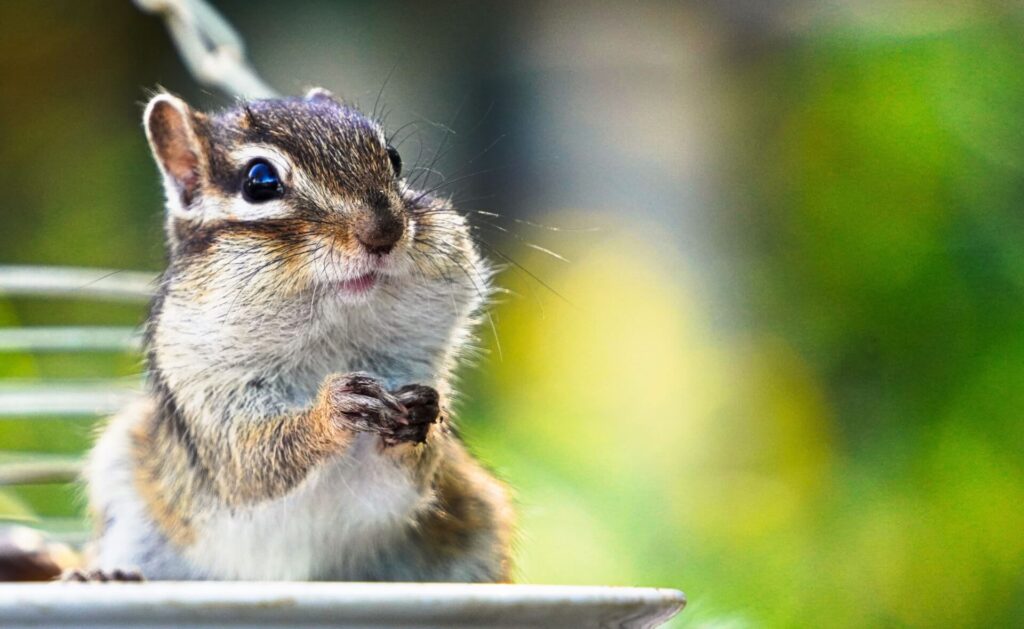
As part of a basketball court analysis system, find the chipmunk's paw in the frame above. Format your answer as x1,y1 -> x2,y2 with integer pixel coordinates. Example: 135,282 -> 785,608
390,384 -> 441,445
59,568 -> 144,583
326,373 -> 438,446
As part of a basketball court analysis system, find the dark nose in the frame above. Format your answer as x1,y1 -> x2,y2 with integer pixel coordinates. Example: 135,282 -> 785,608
355,209 -> 404,255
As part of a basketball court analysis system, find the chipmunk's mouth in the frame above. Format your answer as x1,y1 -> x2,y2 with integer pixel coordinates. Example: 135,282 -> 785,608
336,273 -> 379,295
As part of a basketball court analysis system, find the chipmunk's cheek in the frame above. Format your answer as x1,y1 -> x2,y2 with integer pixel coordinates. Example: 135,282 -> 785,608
251,243 -> 322,296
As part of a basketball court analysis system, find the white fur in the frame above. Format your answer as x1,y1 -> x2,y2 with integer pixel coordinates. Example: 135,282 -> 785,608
188,435 -> 432,580
88,399 -> 193,576
228,144 -> 294,180
89,412 -> 433,579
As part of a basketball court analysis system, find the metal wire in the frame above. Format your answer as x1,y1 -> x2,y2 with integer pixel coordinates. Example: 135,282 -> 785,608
0,266 -> 154,302
0,327 -> 142,353
133,0 -> 279,99
0,382 -> 144,417
0,457 -> 83,486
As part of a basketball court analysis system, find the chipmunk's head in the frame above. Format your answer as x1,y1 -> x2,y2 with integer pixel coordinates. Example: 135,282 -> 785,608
143,89 -> 482,313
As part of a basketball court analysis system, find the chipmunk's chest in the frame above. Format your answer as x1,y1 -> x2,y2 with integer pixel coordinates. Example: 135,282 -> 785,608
186,435 -> 429,580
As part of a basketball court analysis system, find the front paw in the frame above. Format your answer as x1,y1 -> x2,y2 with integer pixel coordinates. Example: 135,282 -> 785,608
324,373 -> 439,446
390,384 -> 441,445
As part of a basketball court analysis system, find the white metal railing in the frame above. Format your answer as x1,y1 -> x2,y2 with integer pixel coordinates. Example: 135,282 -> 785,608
0,453 -> 85,486
0,266 -> 151,504
0,266 -> 154,302
0,382 -> 144,418
0,328 -> 142,353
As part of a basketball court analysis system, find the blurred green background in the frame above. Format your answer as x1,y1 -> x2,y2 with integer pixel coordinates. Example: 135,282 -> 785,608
2,1 -> 1024,626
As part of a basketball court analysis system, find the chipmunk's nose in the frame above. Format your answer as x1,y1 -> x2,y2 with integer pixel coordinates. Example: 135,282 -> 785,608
354,194 -> 404,255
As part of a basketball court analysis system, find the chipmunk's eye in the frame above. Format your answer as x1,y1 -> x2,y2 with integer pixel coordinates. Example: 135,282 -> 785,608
242,160 -> 283,203
386,145 -> 402,178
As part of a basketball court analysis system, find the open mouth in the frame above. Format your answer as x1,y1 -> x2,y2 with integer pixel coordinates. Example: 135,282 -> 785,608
337,273 -> 378,295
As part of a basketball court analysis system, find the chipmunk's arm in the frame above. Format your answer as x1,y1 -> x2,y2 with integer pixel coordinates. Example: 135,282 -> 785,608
132,373 -> 441,509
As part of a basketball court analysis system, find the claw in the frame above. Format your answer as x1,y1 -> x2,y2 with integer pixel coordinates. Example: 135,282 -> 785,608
59,567 -> 144,583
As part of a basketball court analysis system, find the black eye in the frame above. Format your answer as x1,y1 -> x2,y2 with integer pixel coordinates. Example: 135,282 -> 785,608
242,160 -> 283,203
386,145 -> 402,178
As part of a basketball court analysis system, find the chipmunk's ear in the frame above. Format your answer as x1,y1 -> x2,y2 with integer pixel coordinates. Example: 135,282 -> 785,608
144,93 -> 207,209
305,87 -> 337,102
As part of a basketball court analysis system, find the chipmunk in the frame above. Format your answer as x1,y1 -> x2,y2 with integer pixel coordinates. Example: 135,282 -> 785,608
77,88 -> 514,581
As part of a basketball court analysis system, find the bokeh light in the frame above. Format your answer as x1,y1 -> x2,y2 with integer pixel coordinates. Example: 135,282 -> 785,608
2,1 -> 1024,626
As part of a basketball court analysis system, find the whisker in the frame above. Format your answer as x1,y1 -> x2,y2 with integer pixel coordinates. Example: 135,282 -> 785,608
371,62 -> 399,123
472,210 -> 601,233
470,221 -> 570,263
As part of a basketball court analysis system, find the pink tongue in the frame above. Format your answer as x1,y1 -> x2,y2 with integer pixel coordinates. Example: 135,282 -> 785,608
340,274 -> 377,293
